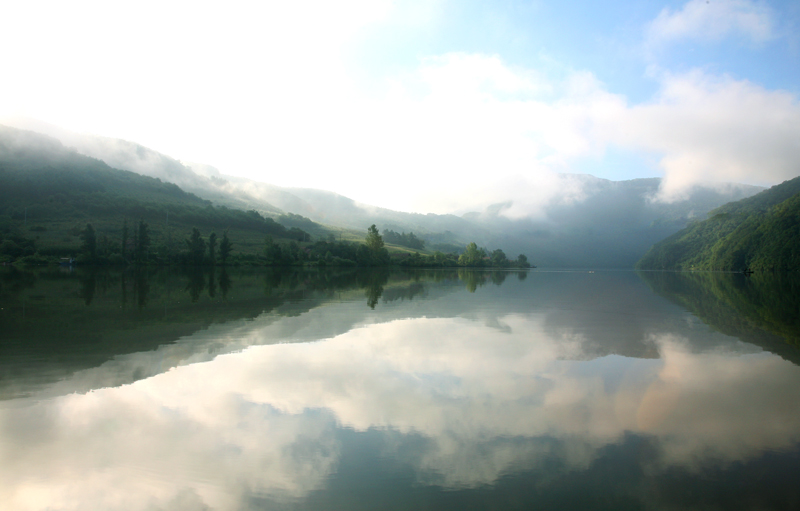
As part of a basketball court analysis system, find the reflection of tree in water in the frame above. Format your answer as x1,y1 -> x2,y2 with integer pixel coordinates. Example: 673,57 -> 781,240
78,270 -> 96,306
134,269 -> 149,310
219,268 -> 231,299
121,272 -> 127,310
381,282 -> 426,303
185,269 -> 205,303
264,268 -> 303,295
263,269 -> 283,295
366,286 -> 382,309
208,267 -> 216,298
458,269 -> 487,293
517,271 -> 528,281
358,268 -> 390,309
490,271 -> 507,286
0,268 -> 37,298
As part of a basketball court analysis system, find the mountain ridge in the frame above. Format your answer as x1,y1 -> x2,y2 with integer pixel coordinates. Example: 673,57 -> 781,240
1,120 -> 768,267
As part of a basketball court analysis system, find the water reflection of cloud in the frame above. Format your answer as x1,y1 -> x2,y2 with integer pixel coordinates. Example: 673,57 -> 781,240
638,334 -> 800,470
2,316 -> 800,510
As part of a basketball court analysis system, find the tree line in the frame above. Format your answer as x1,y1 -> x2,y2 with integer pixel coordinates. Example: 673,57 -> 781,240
382,229 -> 425,250
398,241 -> 531,268
71,220 -> 234,266
6,219 -> 533,270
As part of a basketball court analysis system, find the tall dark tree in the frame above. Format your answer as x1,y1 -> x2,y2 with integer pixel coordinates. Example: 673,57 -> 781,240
121,219 -> 129,261
208,232 -> 218,265
135,220 -> 150,264
186,228 -> 206,265
366,224 -> 384,252
264,235 -> 283,265
365,224 -> 389,265
219,230 -> 232,265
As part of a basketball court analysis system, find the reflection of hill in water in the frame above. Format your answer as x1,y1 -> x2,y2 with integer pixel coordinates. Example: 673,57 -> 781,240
0,267 -> 463,398
6,268 -> 781,399
639,271 -> 800,364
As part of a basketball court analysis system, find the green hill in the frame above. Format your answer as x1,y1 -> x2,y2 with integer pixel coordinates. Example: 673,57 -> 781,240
0,125 -> 316,262
636,176 -> 800,271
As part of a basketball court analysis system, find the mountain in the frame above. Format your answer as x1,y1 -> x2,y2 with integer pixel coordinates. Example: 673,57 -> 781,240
0,126 -> 316,261
1,117 -> 285,216
636,176 -> 800,271
185,170 -> 762,267
2,120 -> 766,267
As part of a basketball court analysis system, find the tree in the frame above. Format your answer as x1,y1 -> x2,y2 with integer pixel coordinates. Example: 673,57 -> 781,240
382,229 -> 425,250
80,223 -> 97,260
219,230 -> 232,265
458,242 -> 486,267
186,228 -> 206,265
366,225 -> 383,251
516,254 -> 531,268
121,219 -> 129,261
264,235 -> 283,265
491,249 -> 509,267
135,220 -> 150,264
365,224 -> 389,265
208,232 -> 218,265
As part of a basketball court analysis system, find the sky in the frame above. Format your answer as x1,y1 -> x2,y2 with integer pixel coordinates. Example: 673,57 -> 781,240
1,0 -> 799,214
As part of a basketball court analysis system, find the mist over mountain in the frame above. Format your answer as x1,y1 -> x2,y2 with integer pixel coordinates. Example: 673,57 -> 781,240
3,120 -> 764,267
469,176 -> 763,267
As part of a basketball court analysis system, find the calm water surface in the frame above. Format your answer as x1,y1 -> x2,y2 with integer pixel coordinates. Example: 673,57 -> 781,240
1,267 -> 799,510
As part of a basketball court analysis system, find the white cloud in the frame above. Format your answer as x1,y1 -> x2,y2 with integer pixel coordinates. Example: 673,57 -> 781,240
1,2 -> 797,216
376,55 -> 800,209
647,0 -> 774,46
617,70 -> 800,200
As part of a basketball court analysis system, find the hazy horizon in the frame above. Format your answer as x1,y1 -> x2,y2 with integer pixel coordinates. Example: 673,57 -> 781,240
1,0 -> 798,215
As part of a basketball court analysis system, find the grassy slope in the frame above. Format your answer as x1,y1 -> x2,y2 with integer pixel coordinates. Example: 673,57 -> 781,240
636,176 -> 800,271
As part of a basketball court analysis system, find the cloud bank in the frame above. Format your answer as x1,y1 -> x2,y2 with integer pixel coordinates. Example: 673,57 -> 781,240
647,0 -> 774,45
0,1 -> 797,215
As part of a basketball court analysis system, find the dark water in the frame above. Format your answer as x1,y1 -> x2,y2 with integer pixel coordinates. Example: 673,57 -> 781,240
1,267 -> 800,510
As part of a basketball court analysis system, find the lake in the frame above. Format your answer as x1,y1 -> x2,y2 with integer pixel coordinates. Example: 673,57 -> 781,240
1,267 -> 799,510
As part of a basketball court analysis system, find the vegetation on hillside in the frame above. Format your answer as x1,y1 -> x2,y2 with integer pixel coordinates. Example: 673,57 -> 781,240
0,126 -> 313,263
382,229 -> 425,250
637,177 -> 800,271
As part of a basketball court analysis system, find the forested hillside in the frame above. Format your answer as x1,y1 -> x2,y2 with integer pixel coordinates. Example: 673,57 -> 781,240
0,126 -> 314,262
637,176 -> 800,271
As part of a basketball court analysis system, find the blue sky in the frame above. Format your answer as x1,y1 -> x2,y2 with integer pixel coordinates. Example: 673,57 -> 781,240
1,0 -> 798,215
